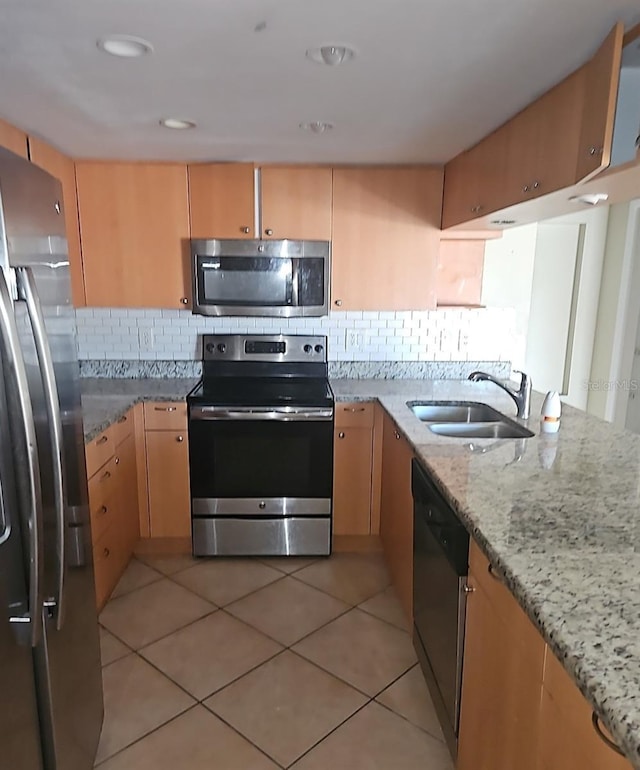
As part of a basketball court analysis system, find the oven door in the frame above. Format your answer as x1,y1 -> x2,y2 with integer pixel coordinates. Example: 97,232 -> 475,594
188,405 -> 334,555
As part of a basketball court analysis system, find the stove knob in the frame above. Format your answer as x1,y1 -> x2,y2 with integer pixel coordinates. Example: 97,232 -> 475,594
217,343 -> 226,353
314,344 -> 324,354
205,343 -> 215,353
303,344 -> 313,354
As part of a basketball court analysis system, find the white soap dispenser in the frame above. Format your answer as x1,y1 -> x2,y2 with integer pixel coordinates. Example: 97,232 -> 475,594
540,391 -> 561,434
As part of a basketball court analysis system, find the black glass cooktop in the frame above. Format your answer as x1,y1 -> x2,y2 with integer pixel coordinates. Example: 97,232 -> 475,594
188,377 -> 334,408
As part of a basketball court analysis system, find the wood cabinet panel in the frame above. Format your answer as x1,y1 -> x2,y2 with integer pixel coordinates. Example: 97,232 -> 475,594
576,23 -> 624,182
93,524 -> 128,609
88,454 -> 121,544
538,650 -> 633,770
334,401 -> 375,429
189,163 -> 255,238
333,425 -> 373,536
0,118 -> 28,158
436,240 -> 485,306
85,425 -> 117,478
28,137 -> 86,306
457,541 -> 545,770
143,401 -> 188,431
76,162 -> 190,308
379,412 -> 414,620
146,429 -> 191,538
332,167 -> 442,311
260,166 -> 332,241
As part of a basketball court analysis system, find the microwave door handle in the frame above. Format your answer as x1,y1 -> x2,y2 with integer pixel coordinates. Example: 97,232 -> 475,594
16,267 -> 67,631
291,259 -> 299,308
0,268 -> 44,648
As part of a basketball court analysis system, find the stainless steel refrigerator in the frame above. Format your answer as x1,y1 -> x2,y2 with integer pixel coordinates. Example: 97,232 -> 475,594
0,147 -> 103,770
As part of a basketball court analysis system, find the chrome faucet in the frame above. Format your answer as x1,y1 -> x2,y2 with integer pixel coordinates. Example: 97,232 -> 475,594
467,370 -> 532,419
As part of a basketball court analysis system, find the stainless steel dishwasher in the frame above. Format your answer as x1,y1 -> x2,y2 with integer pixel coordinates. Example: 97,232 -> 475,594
412,458 -> 470,759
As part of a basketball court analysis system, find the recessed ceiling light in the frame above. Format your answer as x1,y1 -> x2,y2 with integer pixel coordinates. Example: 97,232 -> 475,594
568,192 -> 609,206
160,118 -> 196,130
306,46 -> 355,66
97,35 -> 153,58
299,121 -> 334,134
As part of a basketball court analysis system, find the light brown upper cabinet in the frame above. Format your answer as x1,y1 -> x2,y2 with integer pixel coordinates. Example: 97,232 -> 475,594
576,22 -> 624,182
260,166 -> 332,240
76,162 -> 191,308
189,163 -> 255,239
332,166 -> 443,311
28,138 -> 86,307
0,117 -> 28,158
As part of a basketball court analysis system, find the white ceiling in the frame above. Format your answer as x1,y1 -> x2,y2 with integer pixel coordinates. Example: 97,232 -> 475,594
0,0 -> 638,164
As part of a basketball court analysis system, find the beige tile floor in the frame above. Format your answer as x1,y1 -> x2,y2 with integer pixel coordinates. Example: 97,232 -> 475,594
96,552 -> 453,769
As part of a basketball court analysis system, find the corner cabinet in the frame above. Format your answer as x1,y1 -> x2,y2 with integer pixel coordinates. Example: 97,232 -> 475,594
331,166 -> 443,311
28,137 -> 86,307
76,162 -> 191,308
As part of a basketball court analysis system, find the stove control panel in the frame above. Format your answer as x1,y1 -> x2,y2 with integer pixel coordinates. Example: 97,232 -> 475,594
202,334 -> 328,363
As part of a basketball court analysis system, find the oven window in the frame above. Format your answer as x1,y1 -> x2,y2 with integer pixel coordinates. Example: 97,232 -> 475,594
198,256 -> 293,306
189,419 -> 333,499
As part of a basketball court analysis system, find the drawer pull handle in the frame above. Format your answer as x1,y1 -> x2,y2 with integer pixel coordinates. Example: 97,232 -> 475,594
463,583 -> 476,594
344,407 -> 366,413
98,505 -> 108,516
487,563 -> 503,583
118,415 -> 127,423
338,431 -> 345,439
100,471 -> 111,482
155,406 -> 176,412
591,713 -> 625,757
103,547 -> 110,558
176,435 -> 184,443
97,435 -> 108,445
115,456 -> 120,465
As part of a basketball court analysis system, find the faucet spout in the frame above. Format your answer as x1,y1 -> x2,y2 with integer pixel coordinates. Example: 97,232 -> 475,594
467,370 -> 532,420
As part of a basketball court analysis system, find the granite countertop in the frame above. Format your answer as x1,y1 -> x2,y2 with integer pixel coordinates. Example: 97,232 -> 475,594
80,374 -> 640,766
81,378 -> 198,441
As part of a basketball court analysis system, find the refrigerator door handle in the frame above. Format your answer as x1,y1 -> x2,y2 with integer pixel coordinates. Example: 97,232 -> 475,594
0,475 -> 10,546
17,266 -> 67,631
0,267 -> 44,647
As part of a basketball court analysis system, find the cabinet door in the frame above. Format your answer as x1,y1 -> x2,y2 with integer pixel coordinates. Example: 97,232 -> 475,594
28,137 -> 86,306
457,542 -> 545,770
538,650 -> 633,770
76,162 -> 191,308
576,23 -> 624,182
0,118 -> 27,158
189,163 -> 255,238
260,166 -> 332,240
116,433 -> 140,555
332,167 -> 442,311
333,426 -> 373,535
379,413 -> 414,620
146,429 -> 191,538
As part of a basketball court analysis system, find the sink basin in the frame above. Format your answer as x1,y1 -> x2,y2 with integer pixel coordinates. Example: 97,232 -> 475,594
428,421 -> 534,439
409,401 -> 504,423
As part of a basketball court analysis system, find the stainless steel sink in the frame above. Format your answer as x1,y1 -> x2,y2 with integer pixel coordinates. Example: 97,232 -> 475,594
428,421 -> 534,439
409,401 -> 504,423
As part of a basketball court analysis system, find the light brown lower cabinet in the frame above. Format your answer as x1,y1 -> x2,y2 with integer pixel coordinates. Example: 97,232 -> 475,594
87,409 -> 139,609
333,402 -> 375,536
144,402 -> 191,538
380,411 -> 414,621
457,540 -> 633,770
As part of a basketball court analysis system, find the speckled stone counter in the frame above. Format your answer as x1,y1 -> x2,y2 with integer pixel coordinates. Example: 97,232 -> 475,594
333,378 -> 640,768
81,378 -> 198,442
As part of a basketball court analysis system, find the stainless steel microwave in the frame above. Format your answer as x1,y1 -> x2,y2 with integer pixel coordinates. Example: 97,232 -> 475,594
191,239 -> 331,317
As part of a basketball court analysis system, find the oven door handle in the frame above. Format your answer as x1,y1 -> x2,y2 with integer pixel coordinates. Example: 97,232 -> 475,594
190,406 -> 334,422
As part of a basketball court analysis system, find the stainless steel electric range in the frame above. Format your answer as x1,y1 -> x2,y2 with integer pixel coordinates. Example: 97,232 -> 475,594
187,334 -> 334,557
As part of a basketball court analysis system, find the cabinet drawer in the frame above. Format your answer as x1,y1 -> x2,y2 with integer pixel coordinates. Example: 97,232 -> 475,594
144,401 -> 187,431
88,454 -> 121,543
111,409 -> 134,446
93,526 -> 126,608
335,402 -> 375,428
85,426 -> 115,478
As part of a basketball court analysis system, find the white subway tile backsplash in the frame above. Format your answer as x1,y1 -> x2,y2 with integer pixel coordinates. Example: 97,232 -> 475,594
75,307 -> 517,365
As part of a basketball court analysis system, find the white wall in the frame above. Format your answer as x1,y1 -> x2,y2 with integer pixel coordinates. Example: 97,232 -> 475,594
75,307 -> 517,363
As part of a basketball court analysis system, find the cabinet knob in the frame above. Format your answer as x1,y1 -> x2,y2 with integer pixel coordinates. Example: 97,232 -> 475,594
101,470 -> 111,482
180,297 -> 189,305
97,435 -> 108,445
118,415 -> 127,423
338,431 -> 345,439
463,583 -> 476,594
54,200 -> 61,215
98,505 -> 108,516
345,407 -> 365,413
176,435 -> 184,443
532,180 -> 540,190
334,299 -> 343,307
522,184 -> 530,194
103,547 -> 110,558
588,146 -> 603,156
241,226 -> 250,234
115,456 -> 120,465
470,205 -> 483,214
394,431 -> 400,440
264,228 -> 273,236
